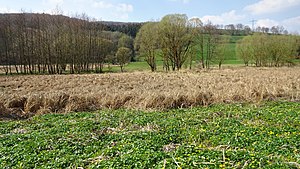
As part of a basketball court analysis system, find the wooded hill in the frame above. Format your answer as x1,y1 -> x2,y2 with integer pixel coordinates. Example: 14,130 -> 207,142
0,13 -> 142,74
0,13 -> 143,36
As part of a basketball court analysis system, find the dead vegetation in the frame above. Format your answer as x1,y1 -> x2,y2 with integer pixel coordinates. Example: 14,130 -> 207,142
0,67 -> 299,119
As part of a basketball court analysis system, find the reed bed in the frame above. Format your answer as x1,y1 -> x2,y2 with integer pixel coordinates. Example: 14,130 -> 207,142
1,67 -> 299,118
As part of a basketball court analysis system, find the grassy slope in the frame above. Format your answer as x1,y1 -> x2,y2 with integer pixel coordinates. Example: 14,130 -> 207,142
1,102 -> 299,168
118,36 -> 245,72
223,36 -> 244,65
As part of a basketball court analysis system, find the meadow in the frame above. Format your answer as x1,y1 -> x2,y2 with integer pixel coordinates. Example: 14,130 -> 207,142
0,102 -> 299,168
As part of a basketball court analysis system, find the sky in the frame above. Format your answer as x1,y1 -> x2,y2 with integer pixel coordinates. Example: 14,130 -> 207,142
0,0 -> 299,33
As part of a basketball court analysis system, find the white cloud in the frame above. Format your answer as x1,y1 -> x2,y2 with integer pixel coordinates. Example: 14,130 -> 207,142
93,1 -> 133,12
244,0 -> 300,15
93,1 -> 113,9
200,10 -> 245,25
256,19 -> 279,28
92,1 -> 133,20
116,3 -> 133,13
283,16 -> 300,25
253,16 -> 300,33
282,16 -> 300,33
39,0 -> 64,14
0,7 -> 18,13
0,4 -> 59,14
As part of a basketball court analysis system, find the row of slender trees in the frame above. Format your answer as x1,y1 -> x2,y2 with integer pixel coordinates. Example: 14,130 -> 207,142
0,13 -> 134,74
236,33 -> 300,67
218,24 -> 289,36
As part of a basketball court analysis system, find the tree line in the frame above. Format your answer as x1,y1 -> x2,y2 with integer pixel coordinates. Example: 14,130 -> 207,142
135,14 -> 299,71
0,13 -> 134,75
217,24 -> 289,36
237,33 -> 300,67
0,13 -> 299,74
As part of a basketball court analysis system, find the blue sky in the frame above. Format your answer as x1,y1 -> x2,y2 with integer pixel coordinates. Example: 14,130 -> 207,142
0,0 -> 299,33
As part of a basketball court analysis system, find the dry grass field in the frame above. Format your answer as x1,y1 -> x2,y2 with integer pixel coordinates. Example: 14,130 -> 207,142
0,67 -> 299,118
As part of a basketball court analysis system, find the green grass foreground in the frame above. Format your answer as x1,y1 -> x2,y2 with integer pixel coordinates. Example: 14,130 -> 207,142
0,102 -> 299,168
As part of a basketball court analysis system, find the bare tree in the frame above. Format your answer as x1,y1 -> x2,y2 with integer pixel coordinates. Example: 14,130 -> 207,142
271,26 -> 279,35
225,24 -> 236,35
203,22 -> 220,69
189,18 -> 204,68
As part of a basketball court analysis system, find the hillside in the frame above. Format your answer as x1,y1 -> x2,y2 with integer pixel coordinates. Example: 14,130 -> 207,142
0,13 -> 143,37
